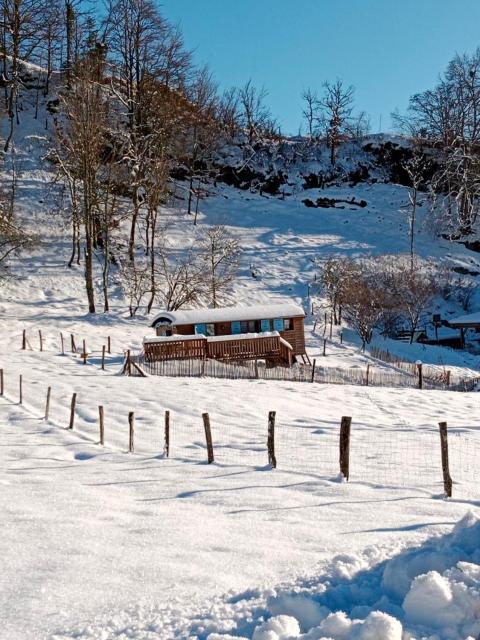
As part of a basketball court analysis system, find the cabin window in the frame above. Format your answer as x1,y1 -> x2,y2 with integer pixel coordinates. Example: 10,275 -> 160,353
273,318 -> 284,332
195,323 -> 206,335
205,323 -> 215,337
231,321 -> 241,334
283,318 -> 293,331
240,320 -> 256,333
260,319 -> 271,332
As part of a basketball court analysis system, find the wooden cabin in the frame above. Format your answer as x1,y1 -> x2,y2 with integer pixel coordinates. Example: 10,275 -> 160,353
146,303 -> 308,367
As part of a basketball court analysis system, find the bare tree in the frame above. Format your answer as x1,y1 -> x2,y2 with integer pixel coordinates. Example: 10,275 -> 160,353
402,150 -> 430,268
199,225 -> 240,308
53,49 -> 110,313
155,243 -> 204,311
119,259 -> 150,316
395,257 -> 436,342
238,79 -> 270,145
318,79 -> 355,165
341,263 -> 386,349
301,87 -> 318,139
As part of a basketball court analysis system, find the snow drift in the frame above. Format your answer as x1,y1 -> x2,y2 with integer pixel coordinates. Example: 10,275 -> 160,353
209,512 -> 480,640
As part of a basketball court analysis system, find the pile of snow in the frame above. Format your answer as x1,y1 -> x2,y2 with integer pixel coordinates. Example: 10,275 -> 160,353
209,512 -> 480,640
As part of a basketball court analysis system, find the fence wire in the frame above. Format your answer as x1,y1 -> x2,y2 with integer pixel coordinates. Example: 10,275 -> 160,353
142,417 -> 480,501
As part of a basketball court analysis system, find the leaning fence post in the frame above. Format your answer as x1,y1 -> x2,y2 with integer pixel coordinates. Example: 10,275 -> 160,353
101,345 -> 106,371
0,368 -> 3,396
311,359 -> 316,383
60,332 -> 65,355
71,334 -> 76,353
339,416 -> 352,481
323,339 -> 327,356
19,374 -> 23,404
202,412 -> 214,463
267,411 -> 277,468
44,386 -> 51,420
438,422 -> 453,498
164,410 -> 170,457
128,412 -> 135,452
22,329 -> 26,350
99,406 -> 104,445
38,330 -> 43,352
68,393 -> 77,429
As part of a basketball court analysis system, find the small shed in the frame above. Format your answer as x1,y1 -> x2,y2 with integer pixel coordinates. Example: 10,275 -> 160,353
148,302 -> 308,366
447,311 -> 480,348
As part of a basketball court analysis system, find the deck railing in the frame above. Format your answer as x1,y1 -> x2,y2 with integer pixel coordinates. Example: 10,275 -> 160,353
143,333 -> 294,365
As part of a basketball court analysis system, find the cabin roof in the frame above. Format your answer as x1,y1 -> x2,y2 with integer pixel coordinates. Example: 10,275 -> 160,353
151,303 -> 305,327
448,311 -> 480,327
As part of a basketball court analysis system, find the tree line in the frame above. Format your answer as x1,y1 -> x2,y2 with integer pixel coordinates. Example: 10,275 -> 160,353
0,0 -> 269,311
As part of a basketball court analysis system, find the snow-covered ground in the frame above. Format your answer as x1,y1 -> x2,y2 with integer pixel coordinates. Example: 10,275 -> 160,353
1,99 -> 480,639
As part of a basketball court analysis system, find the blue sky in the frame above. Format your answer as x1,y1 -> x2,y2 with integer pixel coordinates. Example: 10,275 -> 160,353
159,0 -> 480,135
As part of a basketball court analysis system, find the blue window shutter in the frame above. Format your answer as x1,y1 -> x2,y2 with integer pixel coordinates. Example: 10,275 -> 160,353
273,318 -> 284,332
260,319 -> 271,332
195,323 -> 206,335
231,321 -> 241,334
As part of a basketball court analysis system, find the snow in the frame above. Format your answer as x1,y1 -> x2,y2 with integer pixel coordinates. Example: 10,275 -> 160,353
207,331 -> 281,342
151,303 -> 305,327
143,331 -> 283,343
143,333 -> 206,343
448,311 -> 480,326
1,90 -> 480,640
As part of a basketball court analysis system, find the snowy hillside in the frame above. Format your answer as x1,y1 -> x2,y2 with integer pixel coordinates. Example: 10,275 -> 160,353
1,91 -> 480,640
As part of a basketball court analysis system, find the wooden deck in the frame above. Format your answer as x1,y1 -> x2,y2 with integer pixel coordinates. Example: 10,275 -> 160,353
144,333 -> 294,366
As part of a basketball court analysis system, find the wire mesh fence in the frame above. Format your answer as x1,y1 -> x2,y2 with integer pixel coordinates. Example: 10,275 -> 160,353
130,352 -> 476,392
1,363 -> 479,500
146,416 -> 480,500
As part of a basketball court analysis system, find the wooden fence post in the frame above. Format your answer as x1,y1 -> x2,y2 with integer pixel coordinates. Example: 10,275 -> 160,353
68,393 -> 77,429
340,330 -> 343,344
417,362 -> 423,390
164,410 -> 170,457
82,340 -> 87,364
71,334 -> 76,353
339,416 -> 352,481
99,406 -> 104,445
22,329 -> 26,350
329,314 -> 333,339
311,359 -> 316,383
128,412 -> 135,452
202,413 -> 214,463
101,345 -> 105,371
60,332 -> 65,355
45,386 -> 51,420
267,411 -> 277,468
446,370 -> 451,387
438,422 -> 453,498
39,330 -> 43,352
107,336 -> 111,354
0,368 -> 3,396
19,374 -> 22,404
323,339 -> 327,356
365,364 -> 370,386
